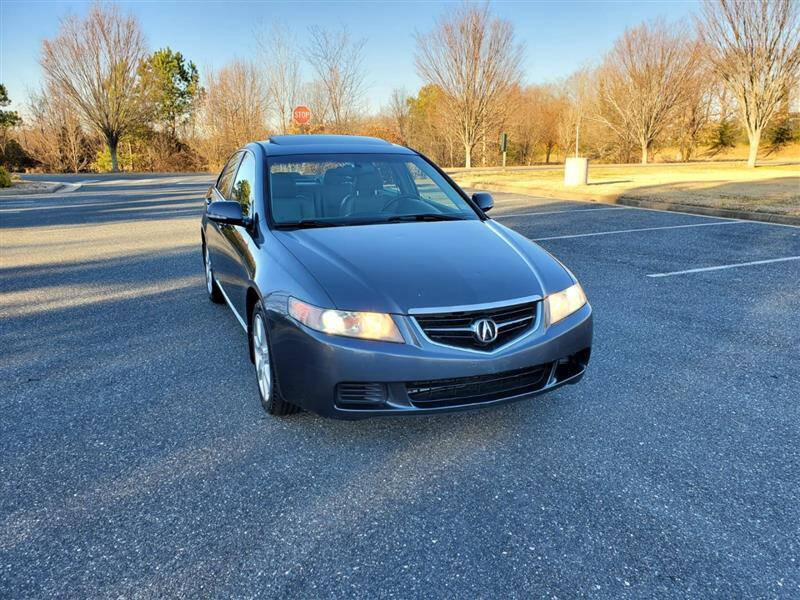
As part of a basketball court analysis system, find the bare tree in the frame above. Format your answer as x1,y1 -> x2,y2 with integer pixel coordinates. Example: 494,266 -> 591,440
415,3 -> 523,168
673,66 -> 714,160
597,20 -> 701,164
195,60 -> 268,170
20,86 -> 96,173
699,0 -> 800,167
387,88 -> 411,145
19,91 -> 61,171
256,23 -> 302,134
306,26 -> 367,131
536,86 -> 566,163
508,85 -> 563,164
504,86 -> 538,165
301,80 -> 331,131
558,67 -> 593,159
40,3 -> 147,171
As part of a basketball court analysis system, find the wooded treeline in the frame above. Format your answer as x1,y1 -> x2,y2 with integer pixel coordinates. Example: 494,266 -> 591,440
1,0 -> 797,173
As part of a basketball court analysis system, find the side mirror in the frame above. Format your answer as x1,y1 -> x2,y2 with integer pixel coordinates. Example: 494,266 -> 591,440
472,192 -> 494,213
207,200 -> 245,225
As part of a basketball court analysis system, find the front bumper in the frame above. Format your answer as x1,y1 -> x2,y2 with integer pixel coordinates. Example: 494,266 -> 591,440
269,302 -> 592,419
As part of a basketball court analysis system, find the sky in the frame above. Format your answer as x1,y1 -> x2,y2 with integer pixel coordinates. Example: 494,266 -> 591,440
0,0 -> 698,116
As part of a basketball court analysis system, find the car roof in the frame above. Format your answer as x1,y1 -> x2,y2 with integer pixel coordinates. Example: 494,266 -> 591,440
257,135 -> 416,157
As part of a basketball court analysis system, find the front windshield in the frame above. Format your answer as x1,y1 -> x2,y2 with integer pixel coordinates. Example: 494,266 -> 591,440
267,153 -> 479,226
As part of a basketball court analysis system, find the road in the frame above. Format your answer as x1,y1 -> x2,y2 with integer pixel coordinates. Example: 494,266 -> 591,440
1,174 -> 799,597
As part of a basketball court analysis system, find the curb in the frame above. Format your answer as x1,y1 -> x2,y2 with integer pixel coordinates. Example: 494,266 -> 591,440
0,182 -> 72,198
453,179 -> 800,227
0,182 -> 64,196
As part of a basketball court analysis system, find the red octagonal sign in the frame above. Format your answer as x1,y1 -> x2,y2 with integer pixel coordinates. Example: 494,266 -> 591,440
293,105 -> 311,125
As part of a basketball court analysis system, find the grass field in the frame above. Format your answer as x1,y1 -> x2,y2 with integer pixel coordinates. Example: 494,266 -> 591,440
449,161 -> 800,218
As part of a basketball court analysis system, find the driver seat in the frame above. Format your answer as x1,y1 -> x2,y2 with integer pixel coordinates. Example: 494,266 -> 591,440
345,170 -> 384,215
322,167 -> 354,217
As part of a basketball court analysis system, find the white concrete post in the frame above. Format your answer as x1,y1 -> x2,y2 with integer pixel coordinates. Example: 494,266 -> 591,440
564,157 -> 588,186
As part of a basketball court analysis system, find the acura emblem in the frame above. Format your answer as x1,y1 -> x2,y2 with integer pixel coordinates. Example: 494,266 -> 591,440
473,318 -> 498,344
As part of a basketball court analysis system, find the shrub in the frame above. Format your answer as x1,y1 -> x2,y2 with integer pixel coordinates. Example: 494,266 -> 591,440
710,119 -> 739,150
767,117 -> 798,148
90,147 -> 114,173
1,139 -> 35,171
0,165 -> 12,188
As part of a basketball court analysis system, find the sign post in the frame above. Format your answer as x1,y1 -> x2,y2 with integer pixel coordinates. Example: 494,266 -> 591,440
292,105 -> 312,127
499,133 -> 508,171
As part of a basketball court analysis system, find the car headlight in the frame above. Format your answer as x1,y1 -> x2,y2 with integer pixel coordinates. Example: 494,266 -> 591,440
288,297 -> 404,343
545,282 -> 587,325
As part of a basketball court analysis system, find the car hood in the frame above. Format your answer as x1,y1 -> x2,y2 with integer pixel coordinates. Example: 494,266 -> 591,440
275,220 -> 568,314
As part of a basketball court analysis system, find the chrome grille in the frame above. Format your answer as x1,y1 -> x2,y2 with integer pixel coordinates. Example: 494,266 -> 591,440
413,300 -> 538,351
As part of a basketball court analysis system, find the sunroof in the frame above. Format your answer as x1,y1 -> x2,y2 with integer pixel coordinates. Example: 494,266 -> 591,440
268,135 -> 390,146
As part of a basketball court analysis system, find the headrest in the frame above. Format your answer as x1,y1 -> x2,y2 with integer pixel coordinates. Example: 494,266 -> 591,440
270,172 -> 297,197
354,170 -> 382,195
323,166 -> 354,186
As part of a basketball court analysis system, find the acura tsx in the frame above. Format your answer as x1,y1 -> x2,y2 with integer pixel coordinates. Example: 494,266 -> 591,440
201,135 -> 592,418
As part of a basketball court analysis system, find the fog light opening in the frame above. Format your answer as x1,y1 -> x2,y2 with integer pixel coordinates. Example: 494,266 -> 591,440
553,348 -> 591,383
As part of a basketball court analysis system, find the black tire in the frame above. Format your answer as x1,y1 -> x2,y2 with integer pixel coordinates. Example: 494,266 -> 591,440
251,301 -> 300,416
203,243 -> 224,304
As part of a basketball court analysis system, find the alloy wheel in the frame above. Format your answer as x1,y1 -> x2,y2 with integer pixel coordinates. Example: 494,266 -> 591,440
252,314 -> 272,401
204,246 -> 213,294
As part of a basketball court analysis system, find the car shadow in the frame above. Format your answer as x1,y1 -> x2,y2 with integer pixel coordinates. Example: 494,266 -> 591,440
1,187 -> 208,229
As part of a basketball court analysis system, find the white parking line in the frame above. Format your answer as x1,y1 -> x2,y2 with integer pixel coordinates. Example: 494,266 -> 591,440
647,256 -> 800,278
495,206 -> 629,218
533,220 -> 744,241
0,200 -> 35,207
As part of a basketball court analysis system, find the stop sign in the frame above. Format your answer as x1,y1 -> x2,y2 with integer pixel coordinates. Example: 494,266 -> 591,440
293,105 -> 311,125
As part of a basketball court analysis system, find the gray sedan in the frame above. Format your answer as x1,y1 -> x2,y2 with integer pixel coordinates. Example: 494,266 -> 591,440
201,135 -> 592,418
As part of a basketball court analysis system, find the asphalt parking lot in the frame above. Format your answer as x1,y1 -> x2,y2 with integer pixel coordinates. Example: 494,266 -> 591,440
1,174 -> 798,598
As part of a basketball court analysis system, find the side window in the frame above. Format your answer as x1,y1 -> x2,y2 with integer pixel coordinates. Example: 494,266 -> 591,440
229,152 -> 256,217
216,153 -> 241,199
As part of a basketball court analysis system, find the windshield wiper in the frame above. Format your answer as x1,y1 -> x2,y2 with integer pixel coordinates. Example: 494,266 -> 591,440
274,219 -> 337,229
383,213 -> 466,223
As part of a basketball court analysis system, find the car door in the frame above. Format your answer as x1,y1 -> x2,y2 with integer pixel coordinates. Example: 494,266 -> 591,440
221,151 -> 259,318
206,152 -> 242,300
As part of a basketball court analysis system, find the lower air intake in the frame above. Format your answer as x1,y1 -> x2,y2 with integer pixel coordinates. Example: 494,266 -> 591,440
336,382 -> 387,408
406,363 -> 552,409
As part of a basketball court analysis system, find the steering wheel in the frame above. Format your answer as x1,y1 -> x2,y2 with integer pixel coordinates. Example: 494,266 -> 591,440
380,194 -> 428,213
338,193 -> 358,216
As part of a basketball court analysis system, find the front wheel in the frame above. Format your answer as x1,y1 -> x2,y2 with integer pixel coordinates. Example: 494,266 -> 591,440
251,302 -> 299,416
204,243 -> 224,303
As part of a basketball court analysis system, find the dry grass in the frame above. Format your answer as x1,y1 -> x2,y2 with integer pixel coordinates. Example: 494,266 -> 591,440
450,161 -> 800,217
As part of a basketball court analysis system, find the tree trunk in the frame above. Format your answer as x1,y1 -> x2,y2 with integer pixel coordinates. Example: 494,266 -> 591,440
641,140 -> 648,164
746,128 -> 761,168
545,145 -> 552,163
464,144 -> 471,169
108,136 -> 119,172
